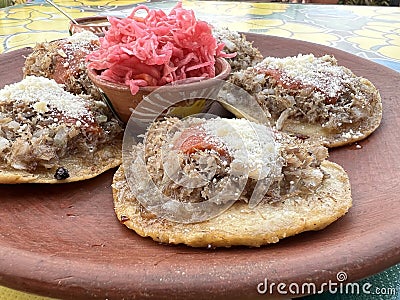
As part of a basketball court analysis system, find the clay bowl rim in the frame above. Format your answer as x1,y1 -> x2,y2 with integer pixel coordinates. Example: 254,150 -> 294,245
87,57 -> 232,123
87,57 -> 232,94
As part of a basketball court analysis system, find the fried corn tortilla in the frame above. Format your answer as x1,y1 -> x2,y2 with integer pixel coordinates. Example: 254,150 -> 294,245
23,31 -> 101,100
0,76 -> 123,184
227,54 -> 382,147
0,145 -> 121,184
112,117 -> 352,247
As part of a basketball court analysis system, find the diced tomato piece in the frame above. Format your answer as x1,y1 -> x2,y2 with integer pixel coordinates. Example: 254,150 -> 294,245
175,127 -> 229,158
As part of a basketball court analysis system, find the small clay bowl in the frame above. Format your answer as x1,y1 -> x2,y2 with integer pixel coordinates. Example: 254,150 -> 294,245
87,58 -> 232,123
69,16 -> 110,36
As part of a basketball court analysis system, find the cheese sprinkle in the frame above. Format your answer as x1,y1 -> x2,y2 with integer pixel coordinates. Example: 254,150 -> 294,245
0,76 -> 90,120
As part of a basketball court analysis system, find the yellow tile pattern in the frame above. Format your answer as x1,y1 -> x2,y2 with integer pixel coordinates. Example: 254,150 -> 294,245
0,0 -> 399,67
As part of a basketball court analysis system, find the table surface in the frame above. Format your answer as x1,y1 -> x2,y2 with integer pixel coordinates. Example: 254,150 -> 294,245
0,1 -> 399,300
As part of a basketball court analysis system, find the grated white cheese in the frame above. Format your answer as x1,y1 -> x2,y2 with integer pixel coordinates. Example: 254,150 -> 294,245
61,31 -> 100,66
202,118 -> 278,179
67,30 -> 99,43
259,54 -> 354,98
0,76 -> 90,119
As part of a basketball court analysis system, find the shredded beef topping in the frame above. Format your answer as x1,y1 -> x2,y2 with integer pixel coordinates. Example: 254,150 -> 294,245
229,54 -> 379,133
23,31 -> 101,100
135,117 -> 328,206
0,76 -> 122,172
213,26 -> 263,72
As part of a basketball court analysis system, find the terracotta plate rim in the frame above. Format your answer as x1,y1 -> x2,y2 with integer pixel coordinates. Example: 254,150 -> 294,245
0,34 -> 399,300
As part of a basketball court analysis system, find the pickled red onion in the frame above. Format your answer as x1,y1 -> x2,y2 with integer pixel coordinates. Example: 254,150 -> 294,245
87,2 -> 233,95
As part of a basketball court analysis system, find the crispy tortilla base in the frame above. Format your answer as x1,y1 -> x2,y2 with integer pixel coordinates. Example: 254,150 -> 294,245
280,91 -> 382,148
112,160 -> 352,247
280,104 -> 382,148
222,78 -> 382,148
0,142 -> 121,184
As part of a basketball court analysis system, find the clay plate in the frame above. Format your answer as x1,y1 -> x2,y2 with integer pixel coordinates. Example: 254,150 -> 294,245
0,34 -> 399,300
